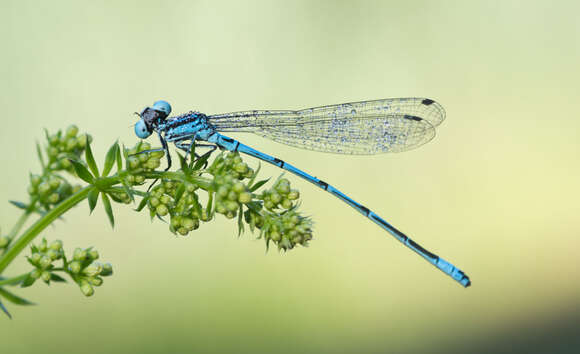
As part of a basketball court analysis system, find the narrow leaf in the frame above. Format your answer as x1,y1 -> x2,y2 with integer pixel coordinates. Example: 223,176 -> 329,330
174,184 -> 186,204
36,141 -> 45,169
70,159 -> 95,183
237,205 -> 244,237
87,188 -> 99,213
50,273 -> 67,282
102,141 -> 119,177
177,152 -> 190,174
121,180 -> 135,202
9,200 -> 28,210
84,136 -> 99,176
246,201 -> 263,214
247,162 -> 261,187
249,178 -> 270,192
0,298 -> 11,319
0,288 -> 35,306
20,274 -> 36,288
135,195 -> 150,212
116,143 -> 123,171
101,193 -> 115,228
193,150 -> 213,170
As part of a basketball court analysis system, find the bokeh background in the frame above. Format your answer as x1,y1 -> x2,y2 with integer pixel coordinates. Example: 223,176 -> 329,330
1,1 -> 579,353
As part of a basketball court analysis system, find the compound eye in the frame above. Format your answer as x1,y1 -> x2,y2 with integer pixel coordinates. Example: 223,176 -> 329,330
152,100 -> 172,116
134,119 -> 152,139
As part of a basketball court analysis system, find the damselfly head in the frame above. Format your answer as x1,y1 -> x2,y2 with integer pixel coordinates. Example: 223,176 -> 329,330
134,100 -> 172,139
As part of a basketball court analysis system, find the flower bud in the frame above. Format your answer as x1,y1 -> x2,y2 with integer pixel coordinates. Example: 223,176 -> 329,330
83,263 -> 103,277
39,255 -> 52,269
89,277 -> 103,286
101,263 -> 113,276
49,240 -> 63,251
41,271 -> 52,282
0,236 -> 10,248
66,125 -> 79,137
238,192 -> 252,204
79,279 -> 94,297
30,269 -> 42,279
73,248 -> 87,261
88,249 -> 99,261
69,261 -> 82,274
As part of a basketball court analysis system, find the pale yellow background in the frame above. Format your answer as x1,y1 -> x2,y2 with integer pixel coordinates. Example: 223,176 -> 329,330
1,1 -> 579,353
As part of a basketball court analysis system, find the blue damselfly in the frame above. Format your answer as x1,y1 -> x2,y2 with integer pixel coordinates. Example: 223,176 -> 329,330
134,98 -> 471,287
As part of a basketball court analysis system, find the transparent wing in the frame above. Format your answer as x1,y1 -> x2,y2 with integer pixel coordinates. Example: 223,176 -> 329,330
208,97 -> 445,154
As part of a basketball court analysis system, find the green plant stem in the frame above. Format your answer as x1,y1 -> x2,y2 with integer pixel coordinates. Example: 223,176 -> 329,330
0,273 -> 28,286
0,187 -> 92,274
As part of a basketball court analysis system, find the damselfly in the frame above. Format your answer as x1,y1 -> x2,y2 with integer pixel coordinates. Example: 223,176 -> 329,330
134,98 -> 471,287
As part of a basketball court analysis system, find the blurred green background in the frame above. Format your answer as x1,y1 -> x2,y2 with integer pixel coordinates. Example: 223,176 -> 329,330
1,1 -> 579,353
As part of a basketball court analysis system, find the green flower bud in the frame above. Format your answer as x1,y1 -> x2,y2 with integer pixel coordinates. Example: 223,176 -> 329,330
225,201 -> 239,212
79,279 -> 94,297
156,204 -> 169,216
41,271 -> 51,282
83,263 -> 103,277
30,174 -> 42,186
38,183 -> 51,195
89,277 -> 103,286
281,199 -> 292,209
47,193 -> 60,204
66,125 -> 79,137
46,249 -> 60,261
69,261 -> 82,274
49,240 -> 63,251
88,249 -> 99,261
73,248 -> 87,261
238,192 -> 252,204
30,253 -> 42,265
0,236 -> 10,248
101,263 -> 113,276
30,269 -> 42,279
287,190 -> 300,200
270,192 -> 282,204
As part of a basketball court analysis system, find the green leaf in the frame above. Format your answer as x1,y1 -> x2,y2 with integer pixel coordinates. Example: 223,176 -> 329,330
0,298 -> 11,319
20,274 -> 36,288
101,193 -> 115,228
193,150 -> 213,170
87,188 -> 99,213
102,141 -> 119,177
84,136 -> 99,176
246,201 -> 263,214
176,152 -> 191,174
0,287 -> 35,306
247,162 -> 261,186
50,273 -> 67,282
9,200 -> 28,210
70,159 -> 95,184
249,178 -> 270,192
135,195 -> 150,212
174,184 -> 186,204
116,143 -> 123,171
120,180 -> 135,202
237,205 -> 244,237
36,141 -> 45,169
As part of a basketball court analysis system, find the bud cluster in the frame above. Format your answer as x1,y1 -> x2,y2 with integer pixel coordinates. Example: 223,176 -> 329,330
46,125 -> 92,172
148,180 -> 211,236
245,178 -> 312,250
25,240 -> 113,297
124,142 -> 164,184
28,174 -> 81,209
207,152 -> 254,180
258,178 -> 300,211
67,247 -> 113,297
213,175 -> 253,219
26,239 -> 65,284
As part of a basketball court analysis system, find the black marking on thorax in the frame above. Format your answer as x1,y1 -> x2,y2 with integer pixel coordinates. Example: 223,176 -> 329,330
421,99 -> 435,105
273,158 -> 285,168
